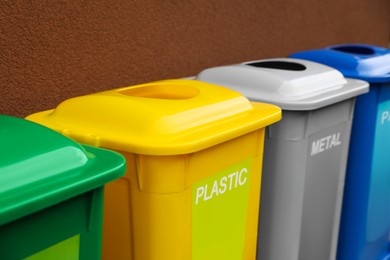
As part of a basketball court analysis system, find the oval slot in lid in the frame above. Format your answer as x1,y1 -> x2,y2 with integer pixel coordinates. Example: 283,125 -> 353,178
246,61 -> 306,71
331,45 -> 375,55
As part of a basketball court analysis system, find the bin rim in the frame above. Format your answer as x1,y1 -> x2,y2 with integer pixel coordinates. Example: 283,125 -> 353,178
0,115 -> 126,225
26,79 -> 281,155
289,44 -> 390,83
196,58 -> 369,110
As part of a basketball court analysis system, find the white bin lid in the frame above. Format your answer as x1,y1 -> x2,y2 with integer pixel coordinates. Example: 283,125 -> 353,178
196,58 -> 369,110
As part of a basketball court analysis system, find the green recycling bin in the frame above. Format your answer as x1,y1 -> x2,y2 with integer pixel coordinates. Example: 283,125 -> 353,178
0,115 -> 126,259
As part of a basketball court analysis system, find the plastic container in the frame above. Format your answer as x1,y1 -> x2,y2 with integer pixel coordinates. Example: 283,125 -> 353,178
291,44 -> 390,260
26,79 -> 281,260
0,115 -> 125,259
196,58 -> 369,260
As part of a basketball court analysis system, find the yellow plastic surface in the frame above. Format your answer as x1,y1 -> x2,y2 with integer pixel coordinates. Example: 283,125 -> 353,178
102,130 -> 265,260
26,79 -> 281,155
26,79 -> 281,260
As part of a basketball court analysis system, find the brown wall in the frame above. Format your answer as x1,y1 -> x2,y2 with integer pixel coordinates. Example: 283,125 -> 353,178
1,0 -> 389,117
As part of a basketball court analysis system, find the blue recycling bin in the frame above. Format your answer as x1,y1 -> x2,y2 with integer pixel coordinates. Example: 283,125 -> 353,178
291,44 -> 390,260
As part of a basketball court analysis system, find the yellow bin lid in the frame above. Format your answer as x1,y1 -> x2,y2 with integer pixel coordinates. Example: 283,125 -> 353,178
27,79 -> 281,155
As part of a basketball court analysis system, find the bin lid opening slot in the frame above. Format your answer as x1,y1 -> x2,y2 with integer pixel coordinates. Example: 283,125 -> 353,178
118,84 -> 200,100
331,45 -> 375,55
245,61 -> 306,71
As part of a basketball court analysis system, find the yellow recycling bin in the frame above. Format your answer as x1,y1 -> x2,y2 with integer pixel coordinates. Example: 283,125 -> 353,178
26,79 -> 281,260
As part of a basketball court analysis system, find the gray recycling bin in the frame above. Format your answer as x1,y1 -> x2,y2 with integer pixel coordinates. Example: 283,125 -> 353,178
196,58 -> 369,260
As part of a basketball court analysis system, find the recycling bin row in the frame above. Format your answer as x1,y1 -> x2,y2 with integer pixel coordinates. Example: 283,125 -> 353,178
1,43 -> 389,260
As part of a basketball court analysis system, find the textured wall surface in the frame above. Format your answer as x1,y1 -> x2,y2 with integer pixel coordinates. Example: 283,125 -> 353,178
1,0 -> 389,117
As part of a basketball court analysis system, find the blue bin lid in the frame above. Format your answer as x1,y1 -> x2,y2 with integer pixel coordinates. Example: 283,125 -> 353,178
290,44 -> 390,83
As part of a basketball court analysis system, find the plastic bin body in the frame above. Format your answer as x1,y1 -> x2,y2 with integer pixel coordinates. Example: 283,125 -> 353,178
196,58 -> 369,260
260,101 -> 354,260
1,188 -> 103,260
291,44 -> 390,260
339,84 -> 390,260
26,79 -> 281,260
106,131 -> 264,260
0,115 -> 125,259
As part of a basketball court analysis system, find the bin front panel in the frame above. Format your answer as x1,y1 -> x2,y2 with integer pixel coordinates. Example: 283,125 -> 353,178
338,85 -> 390,260
192,158 -> 252,260
101,130 -> 264,260
300,122 -> 347,260
0,188 -> 103,260
367,85 -> 390,251
258,99 -> 354,260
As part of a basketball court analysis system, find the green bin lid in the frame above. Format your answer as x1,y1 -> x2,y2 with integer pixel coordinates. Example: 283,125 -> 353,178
0,115 -> 126,226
